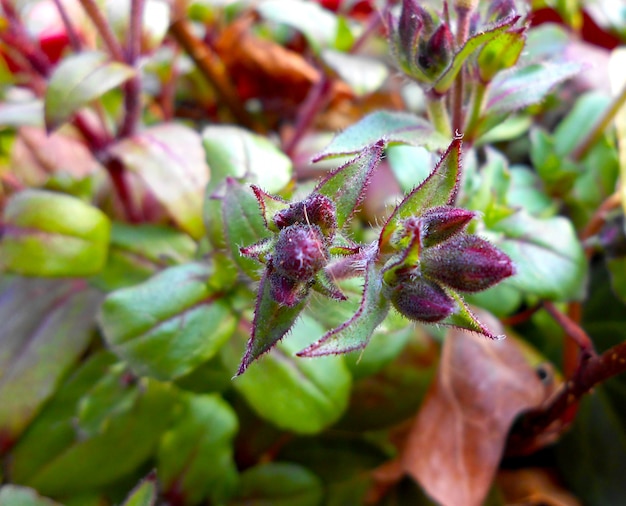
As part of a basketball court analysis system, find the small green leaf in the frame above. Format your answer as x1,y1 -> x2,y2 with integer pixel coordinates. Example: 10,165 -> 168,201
298,259 -> 390,356
224,317 -> 351,434
121,472 -> 158,506
228,462 -> 323,506
442,291 -> 504,339
99,263 -> 236,380
315,142 -> 384,229
433,16 -> 519,94
222,179 -> 272,279
1,190 -> 111,277
490,210 -> 587,300
236,270 -> 307,375
0,485 -> 62,506
486,61 -> 582,115
159,393 -> 238,505
477,29 -> 526,83
202,125 -> 292,195
109,124 -> 210,239
45,51 -> 135,131
314,111 -> 447,161
380,138 -> 461,253
0,278 -> 102,449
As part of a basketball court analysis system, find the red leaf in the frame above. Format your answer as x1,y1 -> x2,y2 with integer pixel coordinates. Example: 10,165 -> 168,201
402,313 -> 548,506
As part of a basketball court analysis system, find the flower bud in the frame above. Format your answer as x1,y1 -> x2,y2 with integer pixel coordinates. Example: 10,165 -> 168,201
419,206 -> 475,247
273,193 -> 337,237
417,23 -> 454,77
421,235 -> 515,292
487,0 -> 517,21
268,270 -> 308,307
273,224 -> 329,281
390,275 -> 455,323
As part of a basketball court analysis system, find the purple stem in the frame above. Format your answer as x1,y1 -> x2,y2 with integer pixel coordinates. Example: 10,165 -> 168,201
51,0 -> 82,51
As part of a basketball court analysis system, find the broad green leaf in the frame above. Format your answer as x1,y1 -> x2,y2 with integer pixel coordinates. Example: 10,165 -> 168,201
315,142 -> 384,229
433,16 -> 519,94
202,125 -> 292,194
257,0 -> 339,53
228,462 -> 323,506
490,210 -> 587,300
0,278 -> 102,448
224,316 -> 351,434
120,473 -> 157,506
477,29 -> 526,83
1,190 -> 111,276
99,263 -> 236,380
380,138 -> 461,253
314,111 -> 447,161
91,223 -> 197,292
486,61 -> 582,115
386,145 -> 434,193
13,379 -> 177,497
0,486 -> 61,506
321,50 -> 388,96
298,260 -> 390,356
109,124 -> 210,239
222,179 -> 272,279
506,166 -> 558,218
45,51 -> 135,131
236,270 -> 307,375
158,393 -> 238,505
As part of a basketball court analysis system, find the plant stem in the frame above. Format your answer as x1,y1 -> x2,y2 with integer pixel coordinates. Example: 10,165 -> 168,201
543,300 -> 596,356
78,0 -> 125,61
350,9 -> 382,54
571,80 -> 626,161
464,81 -> 487,142
451,5 -> 472,133
169,19 -> 261,132
51,0 -> 82,52
426,94 -> 452,138
118,0 -> 145,138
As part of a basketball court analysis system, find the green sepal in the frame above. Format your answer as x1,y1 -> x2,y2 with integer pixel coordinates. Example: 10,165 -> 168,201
441,290 -> 504,339
477,27 -> 526,83
120,472 -> 158,506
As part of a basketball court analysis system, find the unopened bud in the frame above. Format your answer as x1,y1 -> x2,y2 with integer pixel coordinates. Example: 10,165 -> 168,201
273,224 -> 329,281
268,270 -> 307,307
417,23 -> 453,76
419,206 -> 475,247
274,193 -> 337,237
390,275 -> 455,323
421,235 -> 515,292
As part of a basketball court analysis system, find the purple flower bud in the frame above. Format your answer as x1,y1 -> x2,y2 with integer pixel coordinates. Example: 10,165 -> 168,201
268,270 -> 307,307
417,23 -> 453,76
398,0 -> 426,60
273,193 -> 337,237
419,206 -> 475,247
390,274 -> 455,323
421,235 -> 515,292
273,224 -> 329,281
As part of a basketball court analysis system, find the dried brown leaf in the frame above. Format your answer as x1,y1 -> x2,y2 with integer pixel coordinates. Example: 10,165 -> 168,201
402,313 -> 548,506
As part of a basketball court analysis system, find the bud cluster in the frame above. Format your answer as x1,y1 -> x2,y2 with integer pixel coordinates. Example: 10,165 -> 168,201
383,206 -> 514,323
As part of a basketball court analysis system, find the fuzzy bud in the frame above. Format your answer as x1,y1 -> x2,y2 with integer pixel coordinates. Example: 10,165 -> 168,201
420,234 -> 515,292
273,224 -> 329,281
268,270 -> 308,307
419,206 -> 475,247
273,193 -> 337,237
417,23 -> 454,77
390,275 -> 455,323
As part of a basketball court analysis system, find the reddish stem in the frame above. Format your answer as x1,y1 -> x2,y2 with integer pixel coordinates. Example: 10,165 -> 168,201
78,0 -> 125,61
543,300 -> 596,357
51,0 -> 83,51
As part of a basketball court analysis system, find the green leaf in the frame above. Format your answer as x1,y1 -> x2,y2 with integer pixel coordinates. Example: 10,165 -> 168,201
314,111 -> 447,161
224,316 -> 351,434
1,190 -> 111,277
607,257 -> 626,305
228,462 -> 323,506
321,50 -> 388,96
121,472 -> 157,506
202,125 -> 292,195
486,61 -> 582,115
0,486 -> 62,506
298,259 -> 390,356
490,210 -> 587,300
315,142 -> 384,229
109,124 -> 210,239
386,145 -> 435,193
99,263 -> 236,380
433,16 -> 519,94
158,393 -> 238,505
0,278 -> 101,449
477,29 -> 526,83
380,138 -> 461,253
222,179 -> 272,279
442,291 -> 504,339
18,379 -> 176,497
236,270 -> 307,375
257,0 -> 339,53
45,51 -> 135,131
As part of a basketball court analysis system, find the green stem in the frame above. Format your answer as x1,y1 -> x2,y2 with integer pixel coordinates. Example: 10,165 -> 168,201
78,0 -> 125,61
451,5 -> 473,133
426,94 -> 452,138
464,81 -> 488,143
571,80 -> 626,161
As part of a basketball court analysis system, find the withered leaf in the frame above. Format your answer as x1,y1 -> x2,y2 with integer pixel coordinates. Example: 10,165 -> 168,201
402,313 -> 547,506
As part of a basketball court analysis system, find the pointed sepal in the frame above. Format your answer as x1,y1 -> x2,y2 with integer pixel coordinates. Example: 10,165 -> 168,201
312,269 -> 348,301
251,185 -> 289,232
441,290 -> 505,340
